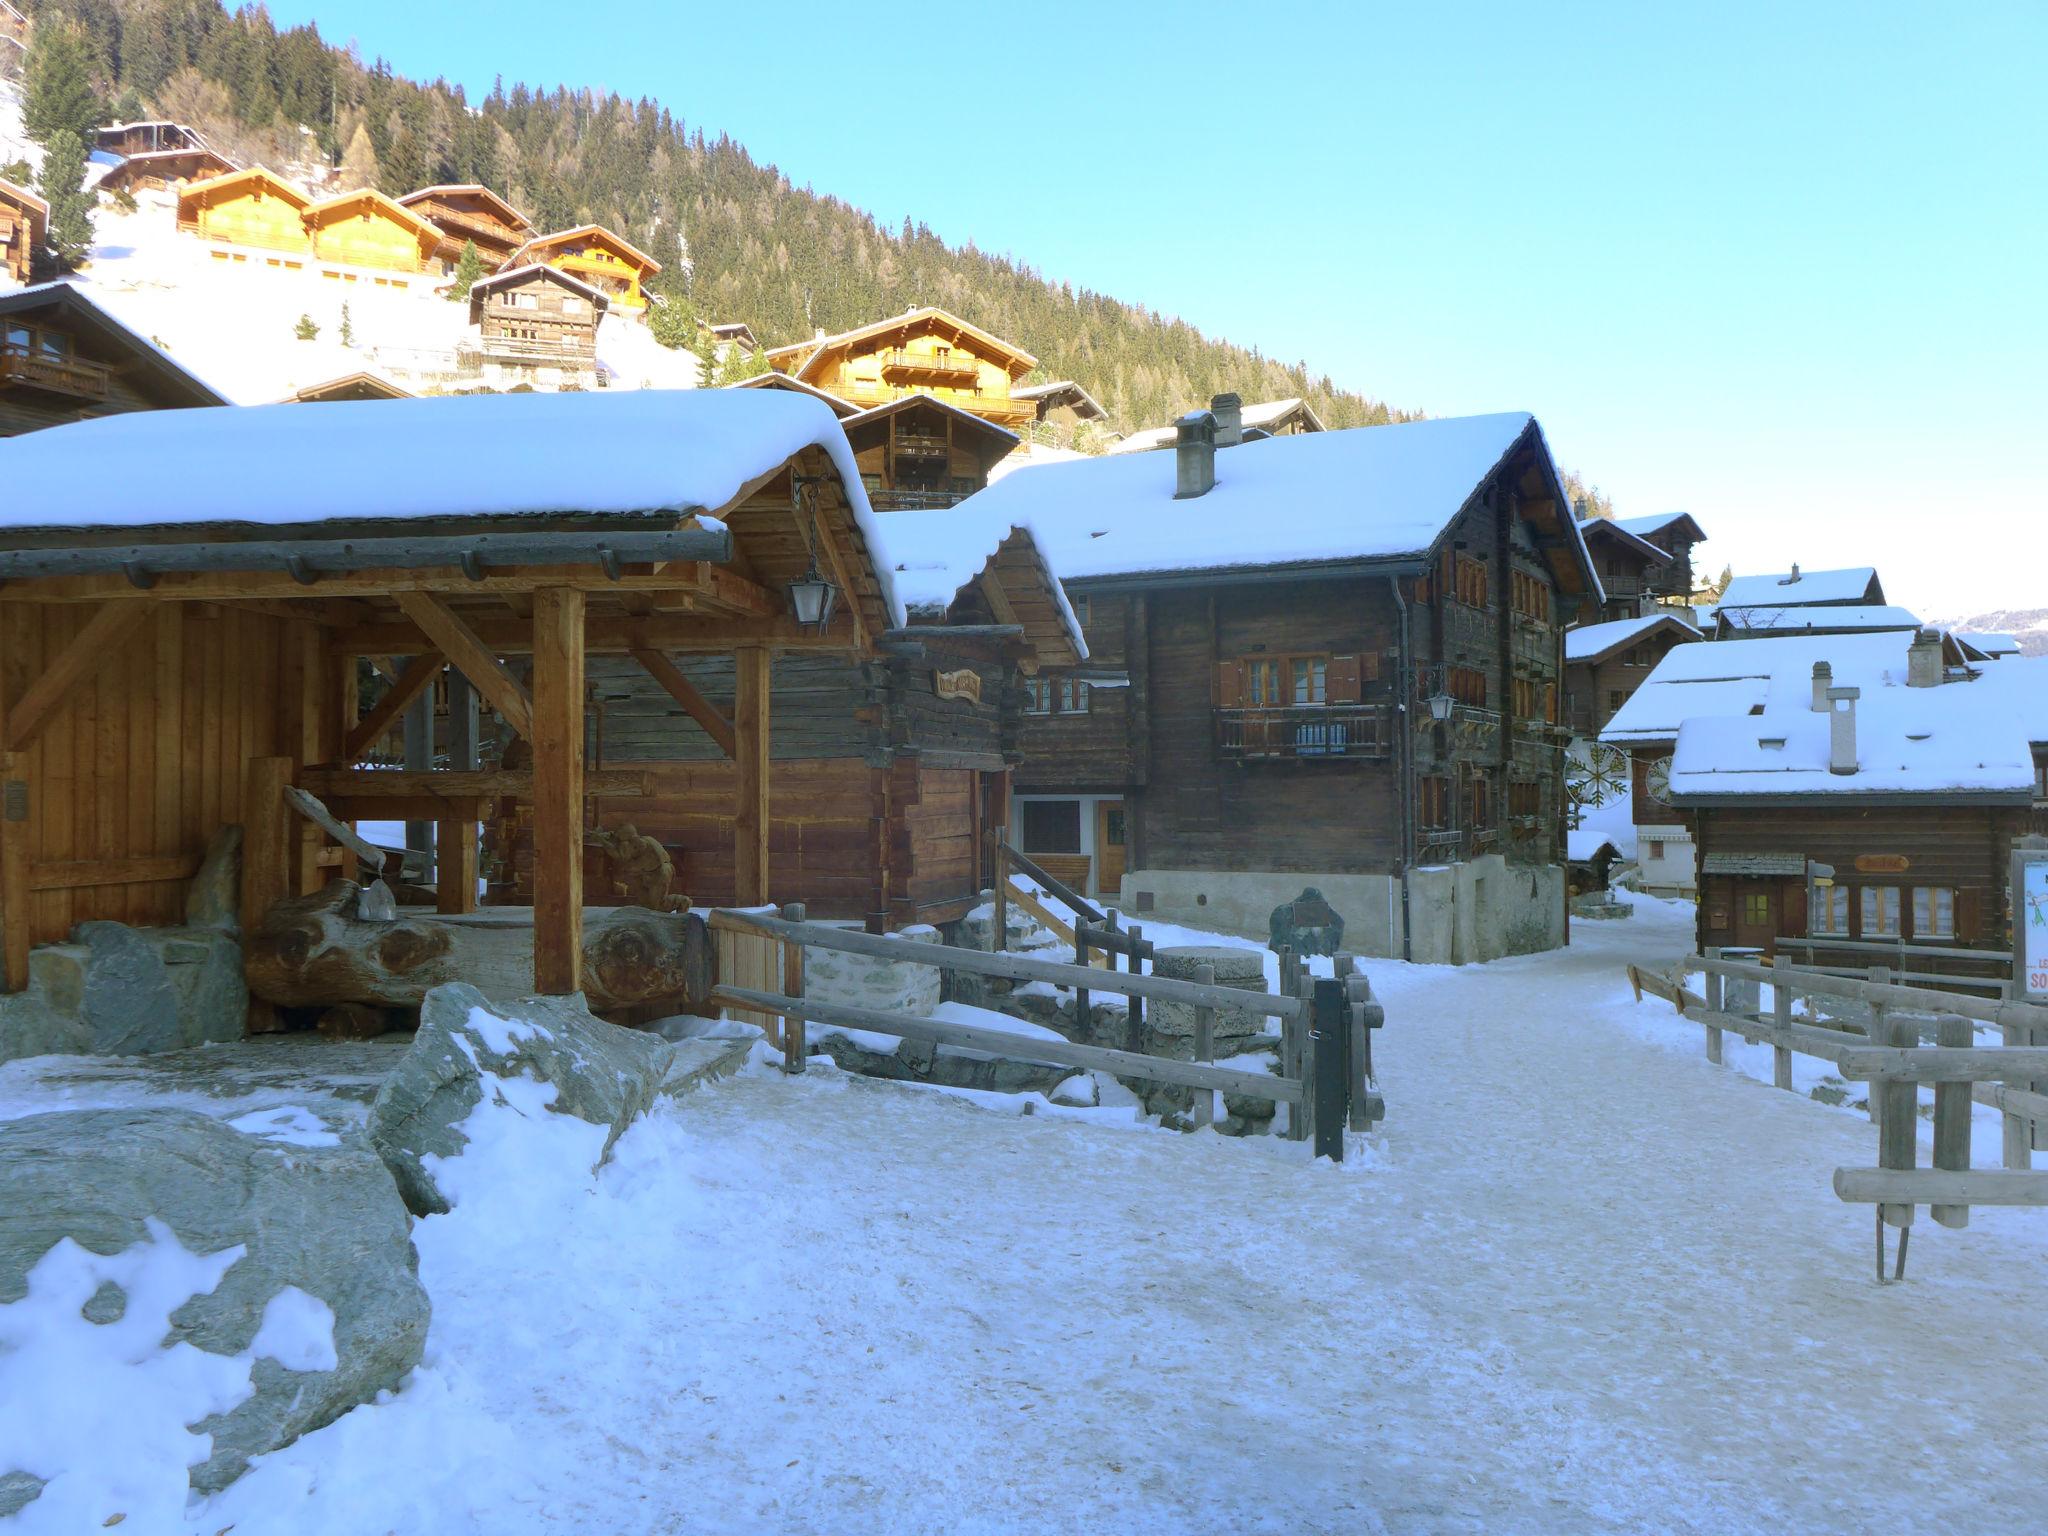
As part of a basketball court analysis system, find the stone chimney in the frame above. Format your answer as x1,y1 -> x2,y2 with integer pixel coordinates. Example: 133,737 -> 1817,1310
1828,685 -> 1860,775
1781,562 -> 1801,586
1810,660 -> 1832,712
1174,410 -> 1217,499
1907,626 -> 1944,688
1210,392 -> 1244,448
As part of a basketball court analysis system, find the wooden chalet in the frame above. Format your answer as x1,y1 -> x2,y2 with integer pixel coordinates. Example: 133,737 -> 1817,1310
465,263 -> 607,390
1109,394 -> 1325,455
1578,516 -> 1686,623
0,283 -> 226,437
503,226 -> 660,311
943,409 -> 1603,962
302,188 -> 443,278
840,393 -> 1019,510
95,146 -> 241,195
286,371 -> 412,403
1669,640 -> 2047,963
764,307 -> 1039,434
0,390 -> 1078,1027
732,371 -> 858,419
95,121 -> 212,158
1012,379 -> 1109,432
398,185 -> 534,269
1,177 -> 47,285
1714,564 -> 1885,616
709,321 -> 758,358
1606,512 -> 1704,599
1713,603 -> 1922,641
176,167 -> 317,258
1563,612 -> 1698,737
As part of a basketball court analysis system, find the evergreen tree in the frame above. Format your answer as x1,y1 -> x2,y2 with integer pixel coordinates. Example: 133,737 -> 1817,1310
338,121 -> 380,190
24,20 -> 105,146
448,239 -> 484,301
692,325 -> 718,385
35,130 -> 95,272
294,313 -> 318,340
648,291 -> 693,349
339,301 -> 354,346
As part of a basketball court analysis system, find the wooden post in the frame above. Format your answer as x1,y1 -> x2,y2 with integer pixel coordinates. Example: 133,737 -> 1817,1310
240,756 -> 293,935
1074,923 -> 1090,1038
733,645 -> 770,907
1311,977 -> 1348,1162
781,901 -> 807,1073
1877,1012 -> 1917,1232
1867,966 -> 1889,1124
2003,1020 -> 2031,1170
402,673 -> 436,883
532,589 -> 585,995
1345,973 -> 1373,1132
1126,921 -> 1144,1051
991,830 -> 1008,953
1280,951 -> 1308,1143
437,672 -> 480,915
1192,961 -> 1216,1129
1772,976 -> 1794,1091
0,752 -> 29,994
1702,946 -> 1724,1064
1931,1013 -> 1972,1229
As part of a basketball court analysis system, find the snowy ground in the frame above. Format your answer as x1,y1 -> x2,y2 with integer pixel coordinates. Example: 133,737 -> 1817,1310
7,894 -> 2048,1533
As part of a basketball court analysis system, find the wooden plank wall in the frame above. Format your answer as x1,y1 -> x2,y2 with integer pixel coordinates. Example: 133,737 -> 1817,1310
0,602 -> 300,943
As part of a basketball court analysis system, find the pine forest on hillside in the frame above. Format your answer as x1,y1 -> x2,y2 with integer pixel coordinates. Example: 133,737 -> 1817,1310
11,0 -> 1425,440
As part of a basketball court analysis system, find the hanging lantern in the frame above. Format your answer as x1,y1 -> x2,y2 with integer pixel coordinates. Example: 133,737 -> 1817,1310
786,473 -> 841,634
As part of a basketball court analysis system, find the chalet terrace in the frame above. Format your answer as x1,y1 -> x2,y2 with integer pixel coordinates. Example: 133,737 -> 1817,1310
938,399 -> 1604,963
0,390 -> 1075,1036
765,307 -> 1040,435
0,283 -> 227,437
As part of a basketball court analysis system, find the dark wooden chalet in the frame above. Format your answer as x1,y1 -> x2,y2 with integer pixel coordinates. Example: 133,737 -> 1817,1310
0,390 -> 969,1021
287,372 -> 412,404
1578,517 -> 1679,623
942,409 -> 1603,962
96,146 -> 241,195
95,121 -> 212,157
2,177 -> 46,285
1563,612 -> 1698,737
1606,512 -> 1705,601
0,284 -> 227,437
841,394 -> 1019,510
398,184 -> 535,270
466,263 -> 607,390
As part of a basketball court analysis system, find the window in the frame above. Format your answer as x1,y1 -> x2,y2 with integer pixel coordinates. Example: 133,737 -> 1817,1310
1860,886 -> 1901,938
1469,774 -> 1491,829
1026,676 -> 1088,714
1609,689 -> 1625,712
1811,885 -> 1849,934
1073,594 -> 1091,629
1418,776 -> 1451,828
1293,657 -> 1327,706
1511,678 -> 1554,720
1646,841 -> 1665,862
1247,655 -> 1329,707
1454,554 -> 1489,608
2035,753 -> 2048,802
1025,676 -> 1051,714
1511,570 -> 1549,622
1507,781 -> 1543,818
1743,891 -> 1772,927
1019,800 -> 1080,854
563,297 -> 584,315
1912,887 -> 1954,939
1446,666 -> 1487,707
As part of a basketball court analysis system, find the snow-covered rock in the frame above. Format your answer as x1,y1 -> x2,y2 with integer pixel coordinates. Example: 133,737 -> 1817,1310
368,983 -> 675,1216
0,1106 -> 428,1513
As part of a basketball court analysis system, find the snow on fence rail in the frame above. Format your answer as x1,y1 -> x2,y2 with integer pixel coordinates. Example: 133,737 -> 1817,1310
709,905 -> 1385,1161
1629,947 -> 2048,1279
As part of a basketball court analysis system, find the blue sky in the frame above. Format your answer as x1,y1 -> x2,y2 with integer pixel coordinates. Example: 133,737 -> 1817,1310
267,0 -> 2046,615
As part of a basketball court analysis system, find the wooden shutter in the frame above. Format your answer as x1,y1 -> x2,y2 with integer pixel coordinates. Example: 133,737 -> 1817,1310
1956,886 -> 1983,944
1328,654 -> 1362,703
1213,659 -> 1245,708
1360,650 -> 1382,682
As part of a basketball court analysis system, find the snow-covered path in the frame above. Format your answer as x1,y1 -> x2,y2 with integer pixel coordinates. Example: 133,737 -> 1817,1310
173,901 -> 2048,1532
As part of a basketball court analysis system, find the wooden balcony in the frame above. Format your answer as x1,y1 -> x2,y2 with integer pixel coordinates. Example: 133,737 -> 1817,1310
1215,704 -> 1392,762
0,345 -> 111,401
465,332 -> 596,368
892,427 -> 950,457
880,349 -> 978,383
868,488 -> 968,511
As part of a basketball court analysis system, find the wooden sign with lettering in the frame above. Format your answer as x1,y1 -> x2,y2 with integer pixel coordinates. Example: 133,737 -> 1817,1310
1854,854 -> 1911,874
935,669 -> 981,704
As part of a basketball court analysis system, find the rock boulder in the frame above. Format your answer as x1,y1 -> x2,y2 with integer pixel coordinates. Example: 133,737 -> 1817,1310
368,982 -> 676,1216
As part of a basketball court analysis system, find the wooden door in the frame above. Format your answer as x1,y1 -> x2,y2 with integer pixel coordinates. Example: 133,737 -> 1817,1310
1095,799 -> 1127,897
1732,880 -> 1778,953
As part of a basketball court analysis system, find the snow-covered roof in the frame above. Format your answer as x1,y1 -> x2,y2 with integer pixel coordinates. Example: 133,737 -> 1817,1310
1670,677 -> 2039,801
1110,397 -> 1327,454
1577,517 -> 1673,565
1611,511 -> 1705,543
0,280 -> 228,406
730,371 -> 860,417
1564,612 -> 1696,664
869,506 -> 1085,661
1009,379 -> 1108,421
506,224 -> 660,274
1715,565 -> 1879,612
765,306 -> 1036,380
842,392 -> 1018,445
1956,631 -> 2021,658
468,261 -> 610,309
1566,829 -> 1621,863
950,412 -> 1599,594
1717,604 -> 1921,635
1965,653 -> 2048,743
0,174 -> 47,218
1600,630 -> 1950,747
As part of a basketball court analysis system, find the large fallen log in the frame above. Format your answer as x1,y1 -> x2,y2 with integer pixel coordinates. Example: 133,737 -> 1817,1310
245,881 -> 711,1013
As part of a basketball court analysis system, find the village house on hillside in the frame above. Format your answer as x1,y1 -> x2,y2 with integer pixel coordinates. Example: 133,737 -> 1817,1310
1110,396 -> 1325,454
1668,636 -> 2047,964
1713,602 -> 1922,641
764,307 -> 1041,436
1563,613 -> 1699,738
1,177 -> 47,285
285,371 -> 411,403
0,283 -> 226,435
934,400 -> 1603,963
92,121 -> 239,194
1010,379 -> 1110,446
1714,563 -> 1885,616
502,225 -> 661,311
398,185 -> 534,269
464,263 -> 607,391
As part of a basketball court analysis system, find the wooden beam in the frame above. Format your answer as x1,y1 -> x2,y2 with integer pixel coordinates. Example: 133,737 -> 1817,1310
29,854 -> 202,892
734,645 -> 771,905
811,512 -> 871,653
299,767 -> 649,800
240,756 -> 294,933
342,651 -> 445,762
531,588 -> 586,994
333,615 -> 857,657
0,753 -> 29,993
630,649 -> 736,758
437,813 -> 479,915
394,591 -> 535,740
3,600 -> 151,752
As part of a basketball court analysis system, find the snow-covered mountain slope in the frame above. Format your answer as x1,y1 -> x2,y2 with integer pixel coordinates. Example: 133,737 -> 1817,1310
1932,608 -> 2048,657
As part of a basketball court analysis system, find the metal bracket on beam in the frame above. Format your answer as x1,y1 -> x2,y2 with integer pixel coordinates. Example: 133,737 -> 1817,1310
121,561 -> 156,590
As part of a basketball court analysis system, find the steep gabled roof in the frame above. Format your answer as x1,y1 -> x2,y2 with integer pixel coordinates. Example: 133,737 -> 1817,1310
505,224 -> 661,274
286,371 -> 412,403
1715,565 -> 1882,612
1010,379 -> 1109,422
303,187 -> 440,237
766,306 -> 1037,383
466,261 -> 612,324
0,174 -> 49,219
1611,511 -> 1706,544
1110,397 -> 1326,454
841,391 -> 1020,447
398,184 -> 533,232
0,282 -> 228,411
1579,517 -> 1675,567
175,165 -> 314,211
872,511 -> 1085,666
1565,613 -> 1697,665
95,147 -> 241,191
730,371 -> 860,418
710,321 -> 758,348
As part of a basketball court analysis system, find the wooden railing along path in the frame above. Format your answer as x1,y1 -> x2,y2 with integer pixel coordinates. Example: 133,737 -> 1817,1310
710,904 -> 1385,1162
1630,948 -> 2048,1279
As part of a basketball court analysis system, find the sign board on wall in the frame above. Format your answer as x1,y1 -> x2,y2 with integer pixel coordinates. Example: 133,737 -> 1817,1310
1854,854 -> 1911,874
2020,850 -> 2048,1000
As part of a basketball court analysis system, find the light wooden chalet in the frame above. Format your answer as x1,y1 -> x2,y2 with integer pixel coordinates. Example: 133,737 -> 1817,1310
96,146 -> 241,195
286,371 -> 412,403
0,390 -> 905,1014
1,177 -> 46,285
399,184 -> 534,269
176,167 -> 316,258
503,225 -> 661,311
96,121 -> 212,157
466,263 -> 607,390
949,410 -> 1603,963
732,371 -> 859,418
302,189 -> 443,276
710,321 -> 758,357
1,283 -> 226,437
764,306 -> 1039,434
840,393 -> 1019,510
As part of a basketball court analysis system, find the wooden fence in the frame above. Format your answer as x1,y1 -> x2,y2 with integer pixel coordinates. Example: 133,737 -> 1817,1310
1631,948 -> 2048,1279
709,905 -> 1385,1161
1772,935 -> 2014,996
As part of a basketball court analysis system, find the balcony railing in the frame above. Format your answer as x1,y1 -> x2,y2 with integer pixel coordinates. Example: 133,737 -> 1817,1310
1215,704 -> 1391,761
463,333 -> 596,367
867,488 -> 969,512
0,345 -> 111,400
892,427 -> 950,457
880,348 -> 978,382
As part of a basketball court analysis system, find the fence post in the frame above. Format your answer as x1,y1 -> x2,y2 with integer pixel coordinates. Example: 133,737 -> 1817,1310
1703,947 -> 1724,1064
1344,971 -> 1373,1132
1877,1011 -> 1917,1235
992,831 -> 1009,955
1867,966 -> 1889,1124
1074,923 -> 1090,1039
2003,1019 -> 2032,1169
1279,954 -> 1308,1143
1311,977 -> 1348,1163
781,902 -> 807,1073
1931,1013 -> 1971,1229
1126,921 -> 1145,1054
1771,976 -> 1794,1091
1192,962 -> 1216,1129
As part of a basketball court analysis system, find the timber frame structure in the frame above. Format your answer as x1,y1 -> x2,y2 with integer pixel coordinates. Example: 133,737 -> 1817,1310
0,391 -> 907,1005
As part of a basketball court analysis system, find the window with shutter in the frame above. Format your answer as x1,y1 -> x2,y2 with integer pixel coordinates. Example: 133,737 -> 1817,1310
1213,659 -> 1246,708
1327,654 -> 1362,703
